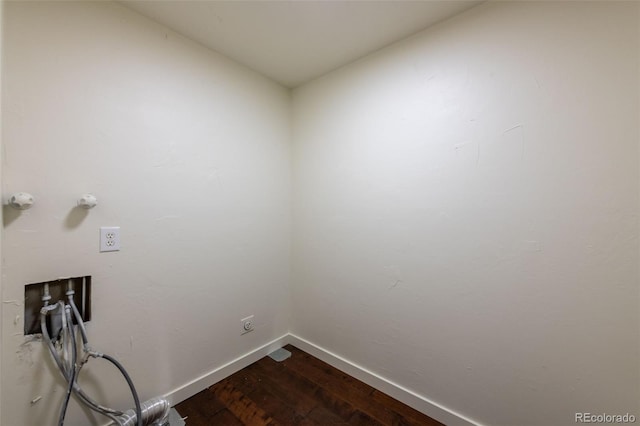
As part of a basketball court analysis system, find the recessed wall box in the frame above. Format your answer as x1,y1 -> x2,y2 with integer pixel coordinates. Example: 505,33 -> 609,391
23,276 -> 92,336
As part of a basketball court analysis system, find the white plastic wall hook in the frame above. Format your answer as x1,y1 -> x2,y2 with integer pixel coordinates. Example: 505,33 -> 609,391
77,194 -> 97,209
9,192 -> 34,210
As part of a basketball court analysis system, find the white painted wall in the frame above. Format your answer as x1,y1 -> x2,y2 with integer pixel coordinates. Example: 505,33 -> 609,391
3,2 -> 639,426
1,2 -> 290,425
291,2 -> 639,425
0,0 -> 4,423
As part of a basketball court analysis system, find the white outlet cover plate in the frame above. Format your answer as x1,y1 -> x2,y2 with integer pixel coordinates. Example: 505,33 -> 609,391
241,315 -> 254,334
100,226 -> 121,252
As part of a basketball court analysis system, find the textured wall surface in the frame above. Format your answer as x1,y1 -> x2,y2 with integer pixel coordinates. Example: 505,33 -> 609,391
291,2 -> 639,425
1,2 -> 291,425
2,2 -> 639,426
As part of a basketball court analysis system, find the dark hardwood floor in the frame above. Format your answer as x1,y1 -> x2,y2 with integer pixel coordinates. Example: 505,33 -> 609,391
175,344 -> 443,425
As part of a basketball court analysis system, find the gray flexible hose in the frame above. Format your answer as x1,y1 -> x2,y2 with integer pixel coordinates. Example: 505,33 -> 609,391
67,295 -> 123,416
67,295 -> 88,345
58,306 -> 77,426
41,289 -> 171,426
41,304 -> 123,424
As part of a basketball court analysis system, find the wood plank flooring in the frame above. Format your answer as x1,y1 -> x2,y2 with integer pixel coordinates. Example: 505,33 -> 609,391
175,345 -> 443,425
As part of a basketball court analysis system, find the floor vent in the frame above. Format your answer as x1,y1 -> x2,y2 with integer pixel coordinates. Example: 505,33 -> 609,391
268,348 -> 292,362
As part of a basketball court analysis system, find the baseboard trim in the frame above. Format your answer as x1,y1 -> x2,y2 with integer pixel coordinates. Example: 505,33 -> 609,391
163,333 -> 289,406
164,332 -> 480,426
287,334 -> 481,426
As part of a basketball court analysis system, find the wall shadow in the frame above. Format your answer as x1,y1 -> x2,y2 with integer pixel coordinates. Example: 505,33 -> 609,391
64,206 -> 89,230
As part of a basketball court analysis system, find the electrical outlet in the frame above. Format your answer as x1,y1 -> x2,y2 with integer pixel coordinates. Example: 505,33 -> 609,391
100,227 -> 120,252
241,315 -> 254,335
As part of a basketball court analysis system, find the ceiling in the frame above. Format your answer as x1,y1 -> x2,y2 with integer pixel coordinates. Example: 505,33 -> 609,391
121,1 -> 481,88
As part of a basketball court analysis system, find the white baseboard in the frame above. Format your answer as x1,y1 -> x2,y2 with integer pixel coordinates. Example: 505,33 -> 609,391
287,334 -> 481,426
164,332 -> 480,426
162,333 -> 289,406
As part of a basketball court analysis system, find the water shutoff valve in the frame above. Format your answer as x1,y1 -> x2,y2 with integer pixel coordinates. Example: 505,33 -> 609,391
9,192 -> 34,210
77,194 -> 98,209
